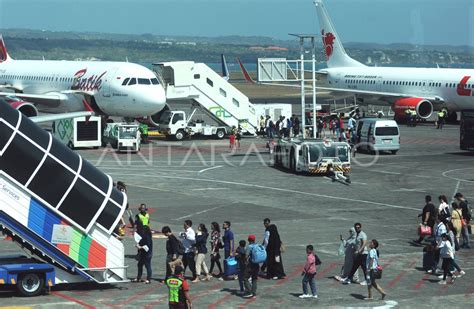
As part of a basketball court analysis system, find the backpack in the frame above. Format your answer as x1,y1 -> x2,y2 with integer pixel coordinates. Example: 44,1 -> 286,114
249,244 -> 267,264
176,238 -> 185,255
463,200 -> 471,221
315,254 -> 322,266
440,205 -> 451,221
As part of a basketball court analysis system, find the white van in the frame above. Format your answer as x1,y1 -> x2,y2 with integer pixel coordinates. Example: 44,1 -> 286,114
356,119 -> 400,154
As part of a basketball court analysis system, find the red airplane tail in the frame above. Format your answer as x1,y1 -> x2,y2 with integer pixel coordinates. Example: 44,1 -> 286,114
0,35 -> 12,63
236,57 -> 255,84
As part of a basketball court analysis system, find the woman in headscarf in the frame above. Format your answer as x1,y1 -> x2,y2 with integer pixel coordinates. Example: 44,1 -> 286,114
263,218 -> 286,279
335,227 -> 360,282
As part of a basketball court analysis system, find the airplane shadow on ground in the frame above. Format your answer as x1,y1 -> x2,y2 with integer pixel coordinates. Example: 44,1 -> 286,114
446,151 -> 474,157
350,293 -> 366,300
220,288 -> 242,296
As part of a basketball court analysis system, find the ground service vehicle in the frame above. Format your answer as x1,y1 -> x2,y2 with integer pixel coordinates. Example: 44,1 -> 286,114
103,123 -> 141,152
158,109 -> 228,141
273,138 -> 351,175
53,116 -> 102,149
460,110 -> 474,150
0,101 -> 128,297
356,119 -> 400,154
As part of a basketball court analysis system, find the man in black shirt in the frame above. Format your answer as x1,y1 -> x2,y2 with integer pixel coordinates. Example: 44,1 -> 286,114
454,193 -> 471,249
415,195 -> 437,244
162,226 -> 184,280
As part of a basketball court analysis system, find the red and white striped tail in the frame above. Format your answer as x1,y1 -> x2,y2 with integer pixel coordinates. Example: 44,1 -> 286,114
0,35 -> 12,63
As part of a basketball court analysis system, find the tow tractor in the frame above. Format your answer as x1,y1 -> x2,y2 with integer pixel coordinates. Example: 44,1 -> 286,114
158,108 -> 228,141
273,138 -> 351,176
103,123 -> 141,152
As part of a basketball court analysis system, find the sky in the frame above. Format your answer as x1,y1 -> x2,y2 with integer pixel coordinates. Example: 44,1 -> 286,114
0,0 -> 473,46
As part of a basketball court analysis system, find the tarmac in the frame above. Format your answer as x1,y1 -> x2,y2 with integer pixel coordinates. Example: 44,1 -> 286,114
1,122 -> 474,308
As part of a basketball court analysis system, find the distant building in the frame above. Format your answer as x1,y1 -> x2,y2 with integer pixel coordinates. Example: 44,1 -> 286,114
176,41 -> 197,46
266,46 -> 288,51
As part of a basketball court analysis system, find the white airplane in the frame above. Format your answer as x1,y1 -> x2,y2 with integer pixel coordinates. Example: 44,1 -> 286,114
0,36 -> 167,123
313,0 -> 474,121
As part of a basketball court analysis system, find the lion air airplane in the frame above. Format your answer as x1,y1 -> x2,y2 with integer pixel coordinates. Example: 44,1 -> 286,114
313,0 -> 474,121
0,36 -> 167,123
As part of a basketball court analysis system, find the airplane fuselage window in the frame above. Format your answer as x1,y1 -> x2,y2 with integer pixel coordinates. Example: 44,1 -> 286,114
138,78 -> 151,85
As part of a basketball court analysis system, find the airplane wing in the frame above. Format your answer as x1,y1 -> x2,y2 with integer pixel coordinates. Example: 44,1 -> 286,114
31,111 -> 94,123
313,86 -> 445,104
0,90 -> 95,108
0,84 -> 22,92
0,91 -> 66,107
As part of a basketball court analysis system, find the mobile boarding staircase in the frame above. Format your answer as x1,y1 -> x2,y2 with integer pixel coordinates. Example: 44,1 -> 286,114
154,61 -> 258,135
0,99 -> 128,285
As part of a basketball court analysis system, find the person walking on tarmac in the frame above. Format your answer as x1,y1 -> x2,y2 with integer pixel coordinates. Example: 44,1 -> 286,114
139,123 -> 149,144
407,108 -> 417,127
166,265 -> 193,309
133,225 -> 153,284
135,203 -> 150,236
405,109 -> 412,126
437,110 -> 446,129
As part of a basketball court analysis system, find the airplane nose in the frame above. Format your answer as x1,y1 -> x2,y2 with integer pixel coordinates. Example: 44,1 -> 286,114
147,85 -> 167,113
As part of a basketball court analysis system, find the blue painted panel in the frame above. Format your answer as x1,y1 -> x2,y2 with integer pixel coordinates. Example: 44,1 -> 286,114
27,199 -> 46,237
28,199 -> 61,241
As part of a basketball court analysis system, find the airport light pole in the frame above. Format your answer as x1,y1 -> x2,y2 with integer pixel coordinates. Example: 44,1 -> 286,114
311,37 -> 316,139
289,34 -> 319,139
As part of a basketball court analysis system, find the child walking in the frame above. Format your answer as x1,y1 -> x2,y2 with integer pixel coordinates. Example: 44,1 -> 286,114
235,240 -> 247,295
365,239 -> 386,300
299,245 -> 318,299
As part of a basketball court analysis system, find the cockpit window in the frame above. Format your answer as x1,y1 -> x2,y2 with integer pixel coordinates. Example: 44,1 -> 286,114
150,78 -> 159,85
122,78 -> 130,86
138,78 -> 151,85
128,78 -> 137,85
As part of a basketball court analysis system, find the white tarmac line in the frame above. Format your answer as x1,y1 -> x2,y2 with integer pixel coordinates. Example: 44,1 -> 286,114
107,172 -> 419,211
443,168 -> 474,183
452,180 -> 461,201
371,170 -> 402,175
191,187 -> 228,191
391,188 -> 427,193
126,182 -> 170,193
198,165 -> 223,174
174,206 -> 222,220
100,166 -> 199,173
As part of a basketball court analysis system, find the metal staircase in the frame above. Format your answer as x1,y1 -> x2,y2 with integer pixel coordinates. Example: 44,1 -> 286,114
154,61 -> 257,135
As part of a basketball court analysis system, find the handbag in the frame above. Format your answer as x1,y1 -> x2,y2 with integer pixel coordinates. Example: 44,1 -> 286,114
280,242 -> 286,253
372,265 -> 383,279
457,210 -> 467,227
419,225 -> 432,237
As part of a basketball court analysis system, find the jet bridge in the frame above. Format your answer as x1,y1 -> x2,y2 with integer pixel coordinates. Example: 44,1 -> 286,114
154,61 -> 257,135
0,99 -> 128,284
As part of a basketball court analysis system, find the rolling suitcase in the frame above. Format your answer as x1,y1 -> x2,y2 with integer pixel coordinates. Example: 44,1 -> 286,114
224,257 -> 238,277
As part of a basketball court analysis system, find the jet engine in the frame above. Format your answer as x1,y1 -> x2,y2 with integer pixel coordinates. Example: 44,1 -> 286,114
391,98 -> 433,121
5,98 -> 38,117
